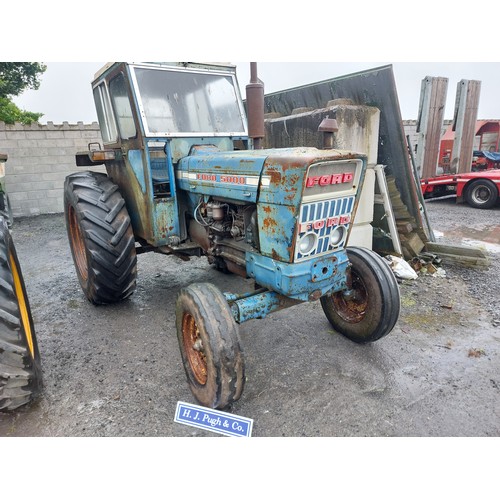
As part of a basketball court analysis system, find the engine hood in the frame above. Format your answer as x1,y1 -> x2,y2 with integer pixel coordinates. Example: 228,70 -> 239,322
176,145 -> 366,205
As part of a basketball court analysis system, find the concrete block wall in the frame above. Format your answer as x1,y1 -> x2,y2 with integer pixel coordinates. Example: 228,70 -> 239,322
0,119 -> 455,219
0,121 -> 105,218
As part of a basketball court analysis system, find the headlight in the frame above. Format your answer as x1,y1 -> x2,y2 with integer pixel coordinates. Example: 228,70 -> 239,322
330,225 -> 347,248
298,232 -> 317,255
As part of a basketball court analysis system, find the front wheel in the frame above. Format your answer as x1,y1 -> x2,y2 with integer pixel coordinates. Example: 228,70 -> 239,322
465,179 -> 498,209
320,246 -> 400,344
0,217 -> 42,411
176,283 -> 245,409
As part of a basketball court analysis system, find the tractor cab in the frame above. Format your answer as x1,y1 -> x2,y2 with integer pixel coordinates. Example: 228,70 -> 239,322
78,62 -> 249,248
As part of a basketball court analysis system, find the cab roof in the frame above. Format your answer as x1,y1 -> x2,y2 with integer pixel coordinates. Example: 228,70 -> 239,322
93,62 -> 236,82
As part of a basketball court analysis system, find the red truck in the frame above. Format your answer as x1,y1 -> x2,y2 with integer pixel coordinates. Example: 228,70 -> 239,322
420,120 -> 500,209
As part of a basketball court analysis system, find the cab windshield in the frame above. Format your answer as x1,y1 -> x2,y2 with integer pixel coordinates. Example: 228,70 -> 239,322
132,65 -> 247,137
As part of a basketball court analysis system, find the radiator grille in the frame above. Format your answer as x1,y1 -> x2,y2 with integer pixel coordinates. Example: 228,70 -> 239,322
295,196 -> 355,261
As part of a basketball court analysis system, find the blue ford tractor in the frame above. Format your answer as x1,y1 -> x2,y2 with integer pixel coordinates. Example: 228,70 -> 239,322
64,62 -> 400,409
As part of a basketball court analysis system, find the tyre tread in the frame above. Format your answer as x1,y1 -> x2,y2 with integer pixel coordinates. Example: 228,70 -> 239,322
321,246 -> 400,343
0,217 -> 42,412
64,172 -> 137,304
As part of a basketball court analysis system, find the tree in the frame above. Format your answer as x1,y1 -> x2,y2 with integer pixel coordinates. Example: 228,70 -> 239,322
0,62 -> 46,124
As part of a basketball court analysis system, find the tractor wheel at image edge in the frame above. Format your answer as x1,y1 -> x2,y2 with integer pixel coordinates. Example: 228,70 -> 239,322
0,217 -> 42,411
465,179 -> 498,209
176,282 -> 245,410
64,171 -> 137,304
320,246 -> 400,344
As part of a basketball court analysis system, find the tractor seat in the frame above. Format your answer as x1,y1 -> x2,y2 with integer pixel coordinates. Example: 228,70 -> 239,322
151,170 -> 170,184
150,157 -> 170,184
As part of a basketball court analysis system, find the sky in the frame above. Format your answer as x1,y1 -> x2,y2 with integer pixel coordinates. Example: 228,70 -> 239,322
12,61 -> 500,124
6,2 -> 500,127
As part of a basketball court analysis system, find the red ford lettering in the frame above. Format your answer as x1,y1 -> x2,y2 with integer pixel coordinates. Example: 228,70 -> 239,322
306,172 -> 353,188
299,215 -> 350,234
197,173 -> 216,182
221,175 -> 245,184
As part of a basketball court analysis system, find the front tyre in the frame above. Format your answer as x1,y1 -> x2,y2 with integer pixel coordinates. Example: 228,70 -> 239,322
176,283 -> 245,409
465,179 -> 498,209
64,171 -> 137,304
0,217 -> 42,411
320,246 -> 400,344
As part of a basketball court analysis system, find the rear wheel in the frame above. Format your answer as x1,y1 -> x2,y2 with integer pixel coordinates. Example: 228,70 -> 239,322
176,283 -> 245,409
320,246 -> 400,344
64,171 -> 137,304
0,217 -> 42,411
465,179 -> 498,209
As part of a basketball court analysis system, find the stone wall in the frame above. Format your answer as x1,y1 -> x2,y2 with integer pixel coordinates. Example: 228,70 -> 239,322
0,121 -> 104,218
0,119 -> 454,219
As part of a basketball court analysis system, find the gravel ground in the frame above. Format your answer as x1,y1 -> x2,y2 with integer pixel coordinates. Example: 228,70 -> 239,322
423,196 -> 500,325
0,196 -> 498,441
1,194 -> 498,499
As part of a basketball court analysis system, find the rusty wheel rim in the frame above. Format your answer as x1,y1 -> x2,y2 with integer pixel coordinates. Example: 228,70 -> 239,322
68,205 -> 88,281
333,272 -> 367,323
182,312 -> 207,385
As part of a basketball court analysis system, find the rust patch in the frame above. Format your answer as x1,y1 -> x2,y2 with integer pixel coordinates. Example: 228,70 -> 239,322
271,249 -> 280,261
262,205 -> 272,214
263,217 -> 277,230
268,169 -> 282,185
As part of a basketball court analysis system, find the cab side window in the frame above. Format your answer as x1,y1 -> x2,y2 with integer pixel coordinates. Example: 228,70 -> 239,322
109,73 -> 137,140
93,83 -> 118,144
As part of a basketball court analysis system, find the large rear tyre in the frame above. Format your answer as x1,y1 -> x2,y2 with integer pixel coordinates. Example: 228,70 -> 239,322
64,171 -> 137,304
465,179 -> 498,209
320,246 -> 400,344
0,217 -> 42,411
176,283 -> 245,409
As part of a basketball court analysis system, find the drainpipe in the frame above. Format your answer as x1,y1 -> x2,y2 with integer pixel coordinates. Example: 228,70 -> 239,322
246,62 -> 265,149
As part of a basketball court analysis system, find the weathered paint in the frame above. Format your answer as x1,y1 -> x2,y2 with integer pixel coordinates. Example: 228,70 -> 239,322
177,149 -> 266,203
128,150 -> 147,193
106,155 -> 154,243
257,203 -> 297,262
228,290 -> 302,323
153,198 -> 179,244
245,249 -> 350,302
176,146 -> 366,264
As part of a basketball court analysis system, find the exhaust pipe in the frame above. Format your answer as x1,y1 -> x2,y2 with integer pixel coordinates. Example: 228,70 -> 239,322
246,62 -> 265,149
